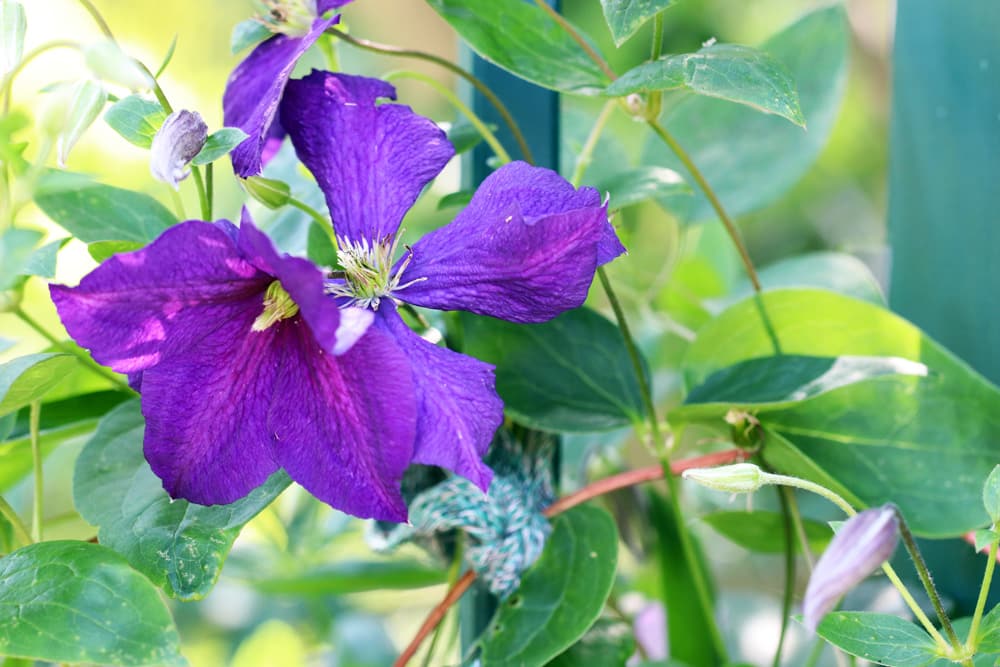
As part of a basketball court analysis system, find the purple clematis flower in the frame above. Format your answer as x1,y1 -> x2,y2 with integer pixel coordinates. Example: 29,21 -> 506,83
223,0 -> 350,177
50,215 -> 421,521
277,70 -> 626,492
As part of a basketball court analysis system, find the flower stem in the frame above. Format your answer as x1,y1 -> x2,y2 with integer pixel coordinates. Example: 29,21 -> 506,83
191,166 -> 210,220
646,12 -> 665,119
383,70 -> 511,165
645,119 -> 762,293
1,41 -> 82,113
0,495 -> 32,547
967,531 -> 999,651
205,163 -> 215,218
569,100 -> 616,187
75,0 -> 115,40
783,486 -> 816,571
774,485 -> 796,667
761,471 -> 950,649
13,307 -> 131,391
29,401 -> 42,542
531,0 -> 617,81
895,509 -> 963,651
327,29 -> 534,164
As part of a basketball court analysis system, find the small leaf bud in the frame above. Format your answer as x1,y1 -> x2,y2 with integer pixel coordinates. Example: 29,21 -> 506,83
682,463 -> 764,494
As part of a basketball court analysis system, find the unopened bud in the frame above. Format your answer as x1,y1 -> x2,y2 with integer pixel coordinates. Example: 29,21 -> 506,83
803,504 -> 899,632
243,176 -> 291,209
682,463 -> 763,494
1,0 -> 26,76
150,110 -> 207,189
84,40 -> 153,91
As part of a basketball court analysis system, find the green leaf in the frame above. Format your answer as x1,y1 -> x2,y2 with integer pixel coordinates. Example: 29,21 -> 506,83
74,401 -> 290,600
461,308 -> 646,432
22,237 -> 68,279
816,612 -> 938,667
701,510 -> 832,554
35,171 -> 177,243
0,228 -> 41,290
192,127 -> 248,166
232,18 -> 273,54
596,166 -> 690,211
648,490 -> 718,667
677,354 -> 927,419
437,190 -> 474,210
705,252 -> 885,314
103,94 -> 166,148
0,540 -> 186,666
600,0 -> 675,47
978,604 -> 1000,652
479,505 -> 619,666
547,618 -> 635,666
682,288 -> 1000,536
0,354 -> 76,416
643,5 -> 847,222
974,529 -> 997,552
306,221 -> 337,267
0,418 -> 99,492
985,465 -> 1000,524
608,44 -> 805,126
445,119 -> 492,155
427,0 -> 610,94
248,559 -> 446,595
88,239 -> 145,263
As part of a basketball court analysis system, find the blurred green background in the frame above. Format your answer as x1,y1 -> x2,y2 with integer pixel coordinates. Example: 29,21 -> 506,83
0,1 -> 896,664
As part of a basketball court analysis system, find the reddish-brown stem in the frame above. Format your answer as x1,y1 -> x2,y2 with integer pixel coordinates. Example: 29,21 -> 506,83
394,448 -> 745,665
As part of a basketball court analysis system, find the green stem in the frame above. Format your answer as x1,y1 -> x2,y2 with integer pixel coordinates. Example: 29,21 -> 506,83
783,486 -> 815,571
29,401 -> 42,542
967,532 -> 999,651
0,495 -> 32,547
2,41 -> 82,113
597,269 -> 728,660
14,307 -> 131,391
287,195 -> 331,230
646,119 -> 762,293
895,510 -> 963,651
205,163 -> 214,219
327,29 -> 534,164
383,70 -> 511,165
75,0 -> 115,40
647,12 -> 665,119
531,0 -> 617,81
761,471 -> 950,650
774,486 -> 795,667
191,166 -> 209,220
569,100 -> 615,187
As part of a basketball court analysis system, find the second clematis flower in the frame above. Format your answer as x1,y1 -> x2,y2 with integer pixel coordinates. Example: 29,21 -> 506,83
278,70 -> 625,496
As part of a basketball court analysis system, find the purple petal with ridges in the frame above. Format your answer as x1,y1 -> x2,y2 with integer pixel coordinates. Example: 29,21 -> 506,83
270,324 -> 417,521
237,212 -> 369,354
223,16 -> 337,177
140,306 -> 283,505
377,304 -> 499,491
318,0 -> 352,13
50,221 -> 269,373
280,70 -> 454,242
397,164 -> 622,323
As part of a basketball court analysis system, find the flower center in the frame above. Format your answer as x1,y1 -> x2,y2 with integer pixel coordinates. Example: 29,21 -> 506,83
326,233 -> 425,310
252,281 -> 300,331
254,0 -> 318,37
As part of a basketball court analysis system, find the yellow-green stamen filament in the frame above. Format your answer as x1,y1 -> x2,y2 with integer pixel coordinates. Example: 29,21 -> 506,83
252,281 -> 300,331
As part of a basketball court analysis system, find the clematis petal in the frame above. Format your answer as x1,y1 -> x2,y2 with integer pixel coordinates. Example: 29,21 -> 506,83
140,307 -> 283,505
318,0 -> 352,12
223,15 -> 337,177
50,220 -> 269,374
237,210 -> 371,354
280,70 -> 454,242
376,304 -> 499,491
397,163 -> 624,323
270,324 -> 417,521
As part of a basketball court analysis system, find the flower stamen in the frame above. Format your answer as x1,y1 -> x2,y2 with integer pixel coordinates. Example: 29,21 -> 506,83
252,280 -> 300,331
326,233 -> 426,310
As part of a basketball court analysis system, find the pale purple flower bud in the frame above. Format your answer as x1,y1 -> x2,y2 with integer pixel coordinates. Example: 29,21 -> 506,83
150,110 -> 207,189
803,504 -> 899,631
